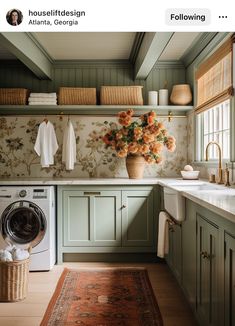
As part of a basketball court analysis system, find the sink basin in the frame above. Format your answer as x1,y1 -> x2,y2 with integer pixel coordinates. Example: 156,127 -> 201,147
163,187 -> 185,221
173,184 -> 222,191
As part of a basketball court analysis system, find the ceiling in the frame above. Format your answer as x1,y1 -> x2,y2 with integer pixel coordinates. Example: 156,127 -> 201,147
158,32 -> 201,61
0,32 -> 202,62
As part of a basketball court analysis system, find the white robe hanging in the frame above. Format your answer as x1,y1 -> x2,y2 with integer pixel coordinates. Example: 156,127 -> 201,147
34,121 -> 58,168
62,120 -> 77,170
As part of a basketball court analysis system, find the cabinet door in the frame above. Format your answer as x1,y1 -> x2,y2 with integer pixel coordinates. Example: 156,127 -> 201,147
172,223 -> 182,282
197,215 -> 219,326
166,223 -> 182,283
63,190 -> 121,247
224,232 -> 235,326
182,199 -> 197,308
122,190 -> 154,247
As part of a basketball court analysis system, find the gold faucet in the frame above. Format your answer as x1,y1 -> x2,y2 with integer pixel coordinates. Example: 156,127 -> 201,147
205,141 -> 223,184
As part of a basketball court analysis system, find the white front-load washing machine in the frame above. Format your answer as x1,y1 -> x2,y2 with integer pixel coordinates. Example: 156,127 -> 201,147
0,186 -> 56,271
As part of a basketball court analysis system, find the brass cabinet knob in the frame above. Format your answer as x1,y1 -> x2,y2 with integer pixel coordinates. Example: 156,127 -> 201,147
200,251 -> 210,259
121,205 -> 126,209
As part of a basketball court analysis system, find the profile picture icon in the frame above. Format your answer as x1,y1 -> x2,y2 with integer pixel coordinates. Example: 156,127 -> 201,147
6,9 -> 23,26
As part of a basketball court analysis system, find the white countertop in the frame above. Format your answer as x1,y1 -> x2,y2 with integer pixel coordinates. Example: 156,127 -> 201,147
0,177 -> 234,223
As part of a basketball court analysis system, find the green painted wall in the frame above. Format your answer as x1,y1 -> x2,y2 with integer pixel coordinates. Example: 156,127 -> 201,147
0,60 -> 185,104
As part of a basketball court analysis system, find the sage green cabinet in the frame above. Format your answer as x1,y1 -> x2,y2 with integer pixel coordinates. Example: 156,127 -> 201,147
182,199 -> 197,308
166,222 -> 182,283
62,189 -> 121,247
224,232 -> 235,326
122,190 -> 154,247
57,186 -> 157,263
196,215 -> 219,326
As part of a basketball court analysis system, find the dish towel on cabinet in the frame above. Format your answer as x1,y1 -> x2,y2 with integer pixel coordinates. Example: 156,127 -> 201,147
157,211 -> 170,258
34,121 -> 58,167
62,119 -> 77,170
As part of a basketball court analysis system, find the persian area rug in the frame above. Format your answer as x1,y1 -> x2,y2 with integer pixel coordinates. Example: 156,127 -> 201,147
40,268 -> 163,326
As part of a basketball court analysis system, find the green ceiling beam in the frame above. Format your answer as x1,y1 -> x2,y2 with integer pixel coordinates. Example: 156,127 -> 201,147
0,32 -> 53,79
134,32 -> 174,80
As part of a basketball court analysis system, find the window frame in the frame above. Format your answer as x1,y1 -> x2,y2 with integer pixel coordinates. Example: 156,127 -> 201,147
195,99 -> 232,163
193,35 -> 235,166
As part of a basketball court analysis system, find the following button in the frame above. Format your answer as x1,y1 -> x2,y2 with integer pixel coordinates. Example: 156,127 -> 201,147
166,8 -> 211,25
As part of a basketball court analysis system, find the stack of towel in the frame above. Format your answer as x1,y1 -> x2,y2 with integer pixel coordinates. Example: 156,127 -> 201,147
28,92 -> 57,105
0,245 -> 30,262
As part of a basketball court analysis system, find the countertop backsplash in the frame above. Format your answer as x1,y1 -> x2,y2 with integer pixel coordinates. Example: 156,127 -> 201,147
0,115 -> 187,178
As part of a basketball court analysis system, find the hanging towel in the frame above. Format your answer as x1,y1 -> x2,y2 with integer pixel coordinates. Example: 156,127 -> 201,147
62,120 -> 77,170
157,211 -> 170,258
34,121 -> 58,168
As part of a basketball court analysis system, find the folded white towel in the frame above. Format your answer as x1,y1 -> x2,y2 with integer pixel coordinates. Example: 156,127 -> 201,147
29,101 -> 57,105
0,249 -> 13,262
5,244 -> 16,252
157,211 -> 170,258
30,92 -> 57,98
12,248 -> 30,261
28,98 -> 57,103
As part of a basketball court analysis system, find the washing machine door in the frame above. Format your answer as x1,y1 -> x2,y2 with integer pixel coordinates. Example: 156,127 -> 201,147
1,201 -> 47,248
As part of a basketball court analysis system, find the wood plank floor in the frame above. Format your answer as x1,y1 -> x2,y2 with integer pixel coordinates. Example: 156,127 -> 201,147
0,262 -> 197,326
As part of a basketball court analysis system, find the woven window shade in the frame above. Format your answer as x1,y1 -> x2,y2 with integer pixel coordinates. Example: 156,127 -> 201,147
195,36 -> 234,114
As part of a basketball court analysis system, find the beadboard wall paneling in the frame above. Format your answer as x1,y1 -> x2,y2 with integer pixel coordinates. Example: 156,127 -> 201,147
0,60 -> 186,104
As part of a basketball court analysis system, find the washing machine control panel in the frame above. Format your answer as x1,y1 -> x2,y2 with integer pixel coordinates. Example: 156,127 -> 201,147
33,189 -> 47,199
19,189 -> 27,198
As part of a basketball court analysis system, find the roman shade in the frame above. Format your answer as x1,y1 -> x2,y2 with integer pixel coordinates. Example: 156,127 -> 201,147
195,35 -> 234,114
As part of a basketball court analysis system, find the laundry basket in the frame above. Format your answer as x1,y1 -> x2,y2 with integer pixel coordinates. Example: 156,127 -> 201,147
0,258 -> 30,302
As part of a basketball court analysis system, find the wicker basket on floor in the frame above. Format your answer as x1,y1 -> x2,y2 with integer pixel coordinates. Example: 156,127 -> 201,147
58,87 -> 97,105
0,258 -> 30,302
100,86 -> 144,105
0,88 -> 29,105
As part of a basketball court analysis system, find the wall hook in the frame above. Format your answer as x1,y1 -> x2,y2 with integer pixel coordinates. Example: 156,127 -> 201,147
168,111 -> 173,122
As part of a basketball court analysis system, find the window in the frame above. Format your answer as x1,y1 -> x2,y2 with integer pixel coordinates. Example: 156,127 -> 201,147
195,35 -> 234,162
196,100 -> 230,160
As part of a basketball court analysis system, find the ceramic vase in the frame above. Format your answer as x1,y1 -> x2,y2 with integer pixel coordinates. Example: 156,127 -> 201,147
126,155 -> 146,179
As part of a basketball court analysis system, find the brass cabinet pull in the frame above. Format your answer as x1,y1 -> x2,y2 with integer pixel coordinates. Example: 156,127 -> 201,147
121,205 -> 126,209
83,192 -> 101,195
200,251 -> 211,259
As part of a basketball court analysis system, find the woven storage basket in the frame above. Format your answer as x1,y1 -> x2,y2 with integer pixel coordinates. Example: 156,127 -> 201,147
100,86 -> 143,105
0,258 -> 30,302
0,88 -> 29,105
58,87 -> 97,105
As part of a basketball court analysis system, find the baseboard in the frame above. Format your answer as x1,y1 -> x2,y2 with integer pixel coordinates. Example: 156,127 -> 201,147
62,253 -> 164,263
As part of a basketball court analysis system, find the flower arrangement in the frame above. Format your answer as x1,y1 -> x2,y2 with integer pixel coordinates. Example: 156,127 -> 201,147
103,109 -> 176,164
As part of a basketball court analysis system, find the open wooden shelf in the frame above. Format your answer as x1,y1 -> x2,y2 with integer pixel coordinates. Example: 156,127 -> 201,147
0,105 -> 193,117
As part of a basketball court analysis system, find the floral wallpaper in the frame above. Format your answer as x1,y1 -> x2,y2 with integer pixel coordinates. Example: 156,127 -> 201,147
0,115 -> 188,178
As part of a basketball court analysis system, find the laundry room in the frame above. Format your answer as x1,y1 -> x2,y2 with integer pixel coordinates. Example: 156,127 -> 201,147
0,29 -> 235,326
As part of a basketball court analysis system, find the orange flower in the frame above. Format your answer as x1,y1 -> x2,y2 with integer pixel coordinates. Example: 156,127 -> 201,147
157,122 -> 165,130
140,144 -> 150,154
167,136 -> 176,144
143,132 -> 155,143
150,143 -> 163,154
115,131 -> 123,140
144,154 -> 155,164
167,143 -> 176,152
147,111 -> 156,125
117,149 -> 128,158
128,142 -> 139,154
133,127 -> 143,140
